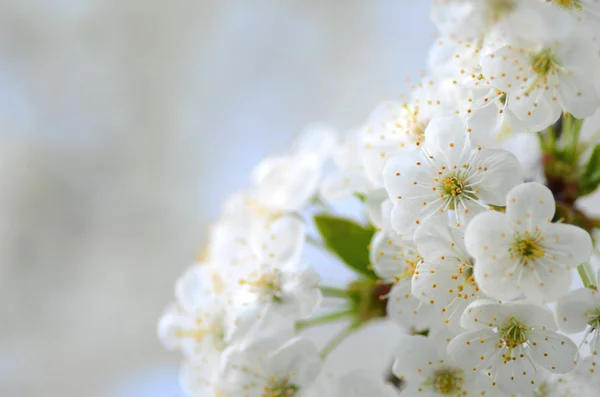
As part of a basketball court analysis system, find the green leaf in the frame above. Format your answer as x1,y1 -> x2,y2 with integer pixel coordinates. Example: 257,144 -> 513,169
314,213 -> 377,279
580,143 -> 600,195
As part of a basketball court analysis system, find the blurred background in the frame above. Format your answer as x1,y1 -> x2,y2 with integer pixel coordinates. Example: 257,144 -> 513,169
0,1 -> 434,396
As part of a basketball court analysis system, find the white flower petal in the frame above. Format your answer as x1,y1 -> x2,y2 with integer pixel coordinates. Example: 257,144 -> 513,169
423,115 -> 471,166
370,231 -> 419,281
387,281 -> 435,332
556,288 -> 600,334
251,216 -> 305,265
503,301 -> 557,329
365,188 -> 389,229
460,299 -> 508,331
541,222 -> 593,269
473,149 -> 524,206
415,214 -> 468,260
505,182 -> 555,231
270,337 -> 322,387
492,346 -> 540,396
447,329 -> 499,370
392,335 -> 441,381
520,261 -> 572,304
558,71 -> 600,119
528,328 -> 578,374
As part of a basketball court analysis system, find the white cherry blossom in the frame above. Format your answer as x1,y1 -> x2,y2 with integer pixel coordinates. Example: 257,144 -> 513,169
448,300 -> 578,396
383,115 -> 523,238
229,216 -> 322,322
393,333 -> 502,396
479,34 -> 600,131
359,84 -> 456,187
465,182 -> 593,303
412,216 -> 483,330
218,337 -> 322,397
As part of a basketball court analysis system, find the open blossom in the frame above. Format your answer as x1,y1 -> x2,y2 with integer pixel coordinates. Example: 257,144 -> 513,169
479,33 -> 600,131
448,300 -> 578,396
393,332 -> 502,396
466,182 -> 593,303
229,216 -> 322,322
218,337 -> 321,397
383,115 -> 523,238
359,82 -> 455,187
412,216 -> 483,330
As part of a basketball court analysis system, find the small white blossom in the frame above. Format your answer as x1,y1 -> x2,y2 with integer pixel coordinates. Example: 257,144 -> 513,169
480,34 -> 600,131
466,182 -> 593,303
218,337 -> 322,397
158,266 -> 229,358
448,300 -> 578,396
230,216 -> 321,322
383,115 -> 523,238
412,216 -> 483,330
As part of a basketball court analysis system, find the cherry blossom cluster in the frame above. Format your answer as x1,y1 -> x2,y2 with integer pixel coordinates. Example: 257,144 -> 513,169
159,1 -> 600,396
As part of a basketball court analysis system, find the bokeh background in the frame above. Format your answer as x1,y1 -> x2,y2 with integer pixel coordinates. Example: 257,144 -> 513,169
0,2 -> 435,396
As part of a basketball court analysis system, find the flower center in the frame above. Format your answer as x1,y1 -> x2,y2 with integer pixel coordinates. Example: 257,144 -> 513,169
456,259 -> 477,294
550,0 -> 583,10
510,234 -> 545,264
443,176 -> 465,197
530,49 -> 558,77
587,307 -> 600,329
427,368 -> 464,395
265,379 -> 299,397
498,317 -> 529,354
240,271 -> 284,302
175,318 -> 226,349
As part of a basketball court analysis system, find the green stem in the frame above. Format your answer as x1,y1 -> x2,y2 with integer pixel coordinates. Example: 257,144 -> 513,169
320,285 -> 351,299
584,262 -> 596,286
320,324 -> 357,359
295,309 -> 353,331
577,264 -> 593,288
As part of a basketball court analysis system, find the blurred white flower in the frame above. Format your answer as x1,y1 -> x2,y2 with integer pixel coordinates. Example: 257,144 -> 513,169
218,337 -> 322,397
393,332 -> 500,396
